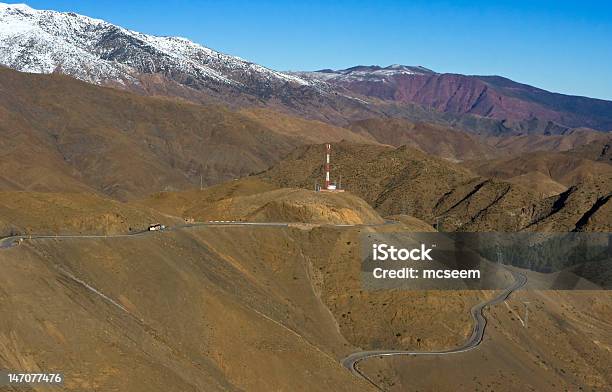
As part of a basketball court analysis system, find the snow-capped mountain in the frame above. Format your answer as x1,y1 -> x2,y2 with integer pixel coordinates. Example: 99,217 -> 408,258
296,65 -> 436,83
0,2 -> 310,95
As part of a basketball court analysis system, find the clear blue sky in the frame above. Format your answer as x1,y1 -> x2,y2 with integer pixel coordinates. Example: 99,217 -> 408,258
8,0 -> 612,100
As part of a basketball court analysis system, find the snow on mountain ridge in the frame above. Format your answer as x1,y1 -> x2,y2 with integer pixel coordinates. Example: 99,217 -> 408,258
294,65 -> 437,84
0,2 -> 310,89
0,4 -> 135,84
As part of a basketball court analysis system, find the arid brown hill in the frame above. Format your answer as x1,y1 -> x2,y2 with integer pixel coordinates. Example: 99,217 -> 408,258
464,139 -> 612,198
485,128 -> 609,156
347,118 -> 497,161
565,137 -> 612,163
345,118 -> 607,163
522,175 -> 611,232
258,142 -> 538,229
0,67 -> 367,200
259,142 -> 472,218
139,178 -> 384,225
2,217 -> 609,391
259,142 -> 611,232
465,151 -> 612,188
0,191 -> 174,237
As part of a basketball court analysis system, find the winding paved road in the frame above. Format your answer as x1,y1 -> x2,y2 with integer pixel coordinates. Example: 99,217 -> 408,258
1,220 -> 524,392
341,270 -> 527,390
0,221 -> 294,250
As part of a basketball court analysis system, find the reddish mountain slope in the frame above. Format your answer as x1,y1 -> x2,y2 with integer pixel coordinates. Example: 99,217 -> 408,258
307,67 -> 612,132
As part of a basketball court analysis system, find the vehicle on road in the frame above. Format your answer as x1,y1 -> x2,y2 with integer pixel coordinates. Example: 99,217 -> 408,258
147,223 -> 165,231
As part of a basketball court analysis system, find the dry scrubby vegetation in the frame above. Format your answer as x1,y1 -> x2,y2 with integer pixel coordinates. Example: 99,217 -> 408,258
260,142 -> 611,232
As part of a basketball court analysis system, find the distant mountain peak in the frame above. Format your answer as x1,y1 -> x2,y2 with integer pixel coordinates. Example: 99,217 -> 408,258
297,64 -> 437,84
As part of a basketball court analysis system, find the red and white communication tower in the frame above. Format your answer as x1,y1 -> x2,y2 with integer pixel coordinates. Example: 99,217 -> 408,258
324,143 -> 332,189
319,143 -> 343,192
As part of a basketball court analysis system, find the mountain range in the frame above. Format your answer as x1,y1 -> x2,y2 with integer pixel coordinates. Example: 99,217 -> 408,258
1,4 -> 612,392
300,66 -> 612,131
2,2 -> 612,133
0,2 -> 610,230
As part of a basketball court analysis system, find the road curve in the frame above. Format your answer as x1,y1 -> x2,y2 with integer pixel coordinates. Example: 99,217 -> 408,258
341,270 -> 527,390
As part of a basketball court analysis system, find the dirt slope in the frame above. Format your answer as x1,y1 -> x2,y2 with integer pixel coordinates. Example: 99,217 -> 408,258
0,227 -> 375,391
416,178 -> 541,232
505,171 -> 568,197
239,108 -> 375,144
137,178 -> 278,217
384,214 -> 435,231
484,128 -> 609,155
0,223 -> 503,392
564,136 -> 612,163
1,208 -> 609,391
358,288 -> 612,391
0,191 -> 173,237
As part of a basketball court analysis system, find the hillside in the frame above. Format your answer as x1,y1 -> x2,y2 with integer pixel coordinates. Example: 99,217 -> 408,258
0,225 -> 376,391
504,172 -> 568,198
140,178 -> 384,225
464,138 -> 612,201
259,142 -> 611,232
258,142 -> 540,230
259,143 -> 474,218
465,150 -> 612,188
0,191 -> 174,237
238,108 -> 375,145
564,137 -> 612,163
485,128 -> 609,155
347,118 -> 497,161
0,67 -> 365,200
2,222 -> 609,391
523,176 -> 612,232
